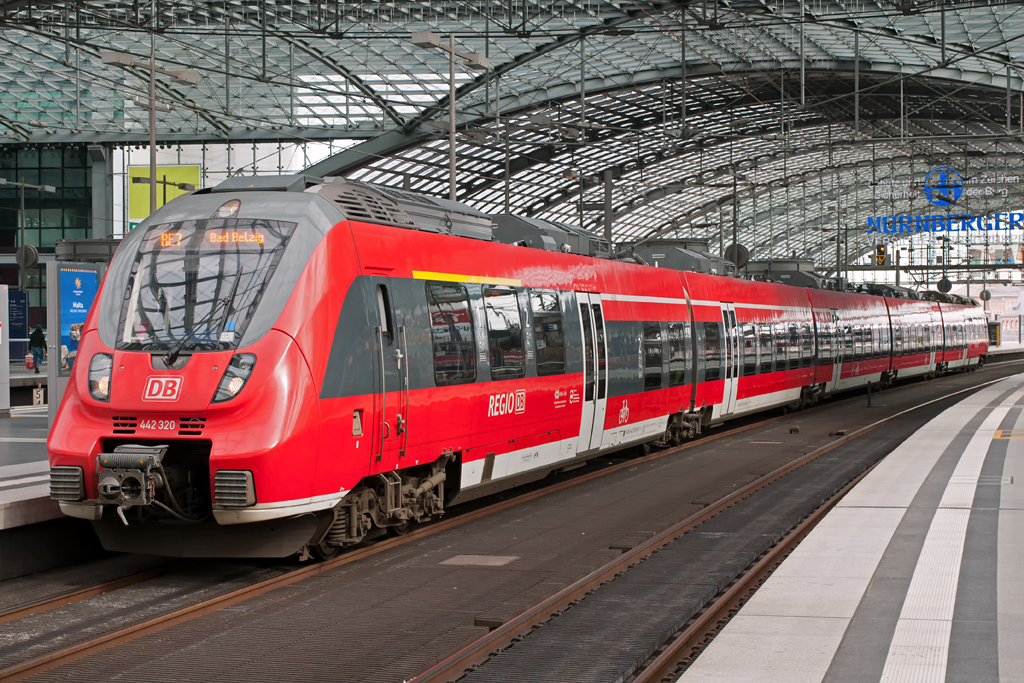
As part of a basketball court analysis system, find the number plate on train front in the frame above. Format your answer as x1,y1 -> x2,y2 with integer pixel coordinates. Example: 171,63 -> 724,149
139,419 -> 176,431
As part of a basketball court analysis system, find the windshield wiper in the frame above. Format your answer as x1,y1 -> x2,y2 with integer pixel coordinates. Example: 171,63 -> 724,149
159,262 -> 269,368
161,276 -> 241,368
161,297 -> 229,368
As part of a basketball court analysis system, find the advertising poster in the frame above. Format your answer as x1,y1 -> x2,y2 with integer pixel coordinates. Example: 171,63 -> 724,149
127,165 -> 201,231
59,268 -> 98,375
8,290 -> 27,361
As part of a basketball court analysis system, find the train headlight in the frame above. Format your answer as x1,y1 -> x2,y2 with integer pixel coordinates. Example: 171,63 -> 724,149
212,354 -> 256,403
89,353 -> 113,402
212,199 -> 240,219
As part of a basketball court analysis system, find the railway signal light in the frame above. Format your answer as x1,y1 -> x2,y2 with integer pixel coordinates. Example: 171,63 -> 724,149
875,244 -> 889,267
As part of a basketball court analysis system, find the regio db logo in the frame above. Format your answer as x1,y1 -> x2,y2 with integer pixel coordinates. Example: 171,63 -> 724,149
488,390 -> 526,416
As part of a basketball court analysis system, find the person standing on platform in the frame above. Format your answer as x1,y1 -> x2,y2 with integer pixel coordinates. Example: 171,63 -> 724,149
29,325 -> 46,375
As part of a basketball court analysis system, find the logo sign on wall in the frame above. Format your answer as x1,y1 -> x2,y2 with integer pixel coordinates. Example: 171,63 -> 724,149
59,268 -> 98,375
866,166 -> 1021,234
922,167 -> 964,207
127,165 -> 201,231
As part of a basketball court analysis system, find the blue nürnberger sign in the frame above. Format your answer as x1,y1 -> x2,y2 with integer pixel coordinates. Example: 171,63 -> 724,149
866,166 -> 1021,233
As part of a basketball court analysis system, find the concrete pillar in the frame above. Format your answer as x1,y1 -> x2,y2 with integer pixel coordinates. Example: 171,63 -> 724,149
88,145 -> 113,239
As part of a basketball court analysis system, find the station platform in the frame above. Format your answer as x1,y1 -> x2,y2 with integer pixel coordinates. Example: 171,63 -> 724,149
680,373 -> 1024,683
0,406 -> 55,530
8,360 -> 47,389
990,340 -> 1024,357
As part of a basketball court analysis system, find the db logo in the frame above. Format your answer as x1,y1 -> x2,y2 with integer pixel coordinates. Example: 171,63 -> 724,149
488,389 -> 527,417
143,376 -> 183,401
618,400 -> 630,425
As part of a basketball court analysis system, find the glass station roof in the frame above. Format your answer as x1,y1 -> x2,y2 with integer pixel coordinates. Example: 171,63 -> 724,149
3,0 -> 1024,269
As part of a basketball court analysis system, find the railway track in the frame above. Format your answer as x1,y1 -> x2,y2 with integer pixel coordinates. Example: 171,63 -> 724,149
0,398 -> 807,682
1,362 -> 1019,682
408,372 -> 1015,683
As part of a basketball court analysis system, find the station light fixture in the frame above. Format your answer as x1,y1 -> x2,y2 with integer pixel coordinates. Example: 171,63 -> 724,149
100,44 -> 201,213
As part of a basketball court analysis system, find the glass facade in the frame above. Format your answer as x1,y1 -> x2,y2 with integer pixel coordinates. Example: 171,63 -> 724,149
0,140 -> 342,330
0,146 -> 92,327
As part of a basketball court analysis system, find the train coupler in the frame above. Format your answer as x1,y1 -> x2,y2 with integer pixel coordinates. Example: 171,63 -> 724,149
95,444 -> 169,523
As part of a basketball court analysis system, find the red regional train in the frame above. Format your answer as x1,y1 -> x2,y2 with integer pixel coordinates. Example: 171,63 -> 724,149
47,175 -> 988,558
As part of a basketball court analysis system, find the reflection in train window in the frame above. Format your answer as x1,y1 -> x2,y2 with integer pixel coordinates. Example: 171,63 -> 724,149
742,323 -> 757,376
668,322 -> 690,387
643,322 -> 664,391
426,282 -> 477,386
530,291 -> 565,376
483,286 -> 525,380
788,324 -> 801,370
774,321 -> 789,372
801,324 -> 813,367
818,321 -> 833,366
703,323 -> 722,381
759,324 -> 773,374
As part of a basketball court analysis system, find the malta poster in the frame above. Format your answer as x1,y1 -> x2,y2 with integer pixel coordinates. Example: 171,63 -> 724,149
127,165 -> 201,231
59,268 -> 98,374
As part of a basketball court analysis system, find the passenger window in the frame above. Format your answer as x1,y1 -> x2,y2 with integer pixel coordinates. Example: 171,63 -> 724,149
531,291 -> 565,376
742,323 -> 757,376
427,282 -> 477,386
801,324 -> 813,367
483,286 -> 525,380
376,285 -> 394,345
668,322 -> 689,387
818,322 -> 832,366
643,322 -> 663,391
774,322 -> 788,372
703,322 -> 722,381
759,324 -> 773,374
788,324 -> 801,370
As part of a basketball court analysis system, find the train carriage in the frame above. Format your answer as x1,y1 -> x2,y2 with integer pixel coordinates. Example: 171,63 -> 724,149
47,176 -> 988,558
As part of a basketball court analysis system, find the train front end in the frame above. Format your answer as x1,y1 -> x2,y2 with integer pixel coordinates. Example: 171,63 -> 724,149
47,177 -> 347,557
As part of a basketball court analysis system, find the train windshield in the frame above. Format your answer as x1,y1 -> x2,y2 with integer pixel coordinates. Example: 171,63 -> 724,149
116,218 -> 297,352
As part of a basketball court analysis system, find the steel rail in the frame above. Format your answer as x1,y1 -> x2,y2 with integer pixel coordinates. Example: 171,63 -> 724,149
409,373 -> 1013,683
0,563 -> 179,627
0,365 -> 1013,682
0,397 -> 801,682
632,463 -> 878,683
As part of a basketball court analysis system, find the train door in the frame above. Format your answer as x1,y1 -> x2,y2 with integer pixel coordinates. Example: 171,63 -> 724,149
368,277 -> 409,473
576,292 -> 608,453
720,304 -> 739,416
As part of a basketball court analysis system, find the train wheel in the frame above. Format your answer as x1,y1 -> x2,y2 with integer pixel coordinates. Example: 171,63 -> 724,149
388,520 -> 413,537
312,540 -> 341,561
637,441 -> 653,457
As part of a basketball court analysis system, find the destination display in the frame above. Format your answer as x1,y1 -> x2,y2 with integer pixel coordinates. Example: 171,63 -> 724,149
141,220 -> 288,254
157,230 -> 267,248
